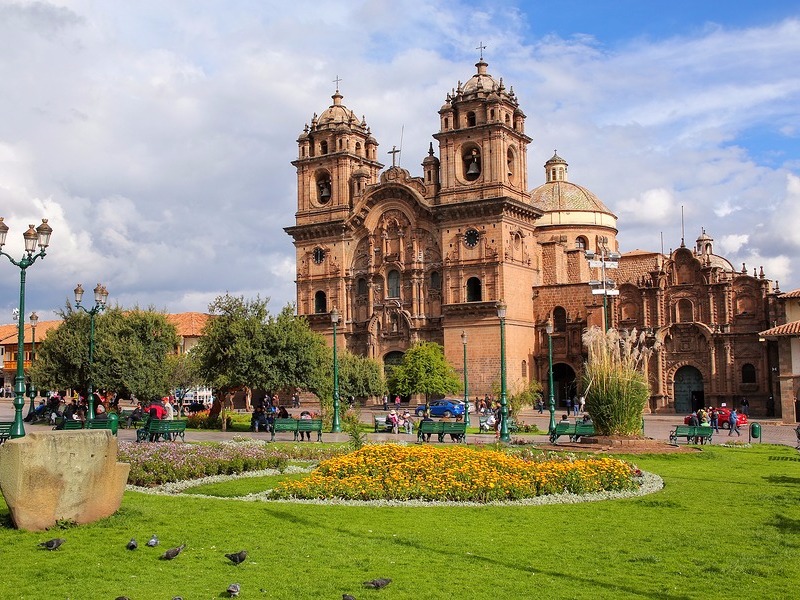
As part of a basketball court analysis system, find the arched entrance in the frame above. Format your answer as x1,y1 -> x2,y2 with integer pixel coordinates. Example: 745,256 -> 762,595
674,366 -> 704,413
383,351 -> 408,401
553,363 -> 577,410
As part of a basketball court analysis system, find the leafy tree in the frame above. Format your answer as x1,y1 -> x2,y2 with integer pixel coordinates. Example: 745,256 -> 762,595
31,305 -> 178,401
337,351 -> 385,401
388,341 -> 460,407
166,351 -> 202,415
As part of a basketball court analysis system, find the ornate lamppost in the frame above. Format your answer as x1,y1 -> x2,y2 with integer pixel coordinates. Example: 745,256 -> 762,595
461,330 -> 470,427
0,218 -> 53,438
74,283 -> 109,420
586,247 -> 620,331
330,307 -> 341,433
25,311 -> 39,418
497,300 -> 510,442
545,318 -> 556,434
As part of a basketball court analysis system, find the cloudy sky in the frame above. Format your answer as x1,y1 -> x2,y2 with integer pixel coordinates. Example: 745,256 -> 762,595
1,0 -> 798,322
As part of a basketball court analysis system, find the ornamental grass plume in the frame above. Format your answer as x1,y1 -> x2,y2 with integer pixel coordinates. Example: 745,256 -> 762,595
582,327 -> 659,436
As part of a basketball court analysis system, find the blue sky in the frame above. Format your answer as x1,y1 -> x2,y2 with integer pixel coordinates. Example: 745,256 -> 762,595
0,0 -> 798,321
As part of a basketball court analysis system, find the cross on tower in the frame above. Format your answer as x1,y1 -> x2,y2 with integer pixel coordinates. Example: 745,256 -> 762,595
388,145 -> 400,167
476,41 -> 486,60
333,75 -> 342,92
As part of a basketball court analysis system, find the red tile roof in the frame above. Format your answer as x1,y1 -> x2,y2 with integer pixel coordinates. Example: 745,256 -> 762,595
166,312 -> 211,337
759,321 -> 800,337
779,289 -> 800,299
0,320 -> 63,345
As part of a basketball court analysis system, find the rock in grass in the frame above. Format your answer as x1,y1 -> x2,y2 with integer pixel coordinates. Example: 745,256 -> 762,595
39,538 -> 65,551
126,538 -> 138,550
363,578 -> 392,589
160,543 -> 186,560
225,549 -> 248,565
227,582 -> 241,597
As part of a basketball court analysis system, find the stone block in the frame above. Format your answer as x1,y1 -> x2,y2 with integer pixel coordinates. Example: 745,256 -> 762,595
0,430 -> 130,531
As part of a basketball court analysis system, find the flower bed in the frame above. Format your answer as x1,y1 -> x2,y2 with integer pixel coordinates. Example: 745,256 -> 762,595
119,441 -> 289,486
271,445 -> 639,502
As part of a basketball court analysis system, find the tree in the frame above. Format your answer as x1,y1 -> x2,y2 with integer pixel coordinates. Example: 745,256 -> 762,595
581,327 -> 658,436
166,351 -> 201,414
337,351 -> 385,401
388,341 -> 460,407
31,305 -> 179,401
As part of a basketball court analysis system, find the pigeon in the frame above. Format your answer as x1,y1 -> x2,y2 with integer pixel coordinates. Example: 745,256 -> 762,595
160,543 -> 186,560
114,597 -> 131,600
363,578 -> 392,589
39,538 -> 66,551
126,538 -> 138,550
343,595 -> 357,600
227,583 -> 241,597
225,549 -> 248,565
146,534 -> 159,547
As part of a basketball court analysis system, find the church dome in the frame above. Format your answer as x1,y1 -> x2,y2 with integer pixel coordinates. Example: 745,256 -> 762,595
314,91 -> 366,133
462,59 -> 502,96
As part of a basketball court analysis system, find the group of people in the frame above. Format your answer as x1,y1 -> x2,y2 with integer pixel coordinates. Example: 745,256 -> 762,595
384,409 -> 414,434
687,407 -> 742,436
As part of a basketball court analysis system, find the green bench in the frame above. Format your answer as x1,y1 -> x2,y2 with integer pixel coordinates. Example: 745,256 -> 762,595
669,425 -> 712,445
60,419 -> 84,431
549,422 -> 595,443
417,420 -> 467,443
86,419 -> 118,435
373,413 -> 394,432
478,415 -> 519,433
0,421 -> 12,444
270,418 -> 323,442
136,419 -> 188,442
119,409 -> 143,429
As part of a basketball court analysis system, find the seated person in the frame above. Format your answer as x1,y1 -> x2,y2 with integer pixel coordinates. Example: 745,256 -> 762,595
251,406 -> 269,432
386,410 -> 399,434
419,413 -> 434,442
559,414 -> 571,424
94,402 -> 108,420
127,404 -> 144,428
485,413 -> 497,430
277,406 -> 289,419
581,414 -> 593,424
298,410 -> 312,440
401,410 -> 414,434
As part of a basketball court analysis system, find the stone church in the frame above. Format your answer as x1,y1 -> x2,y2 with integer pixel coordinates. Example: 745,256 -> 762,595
285,57 -> 781,416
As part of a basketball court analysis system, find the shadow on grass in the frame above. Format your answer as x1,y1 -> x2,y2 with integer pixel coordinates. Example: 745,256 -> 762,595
770,514 -> 800,535
763,475 -> 800,485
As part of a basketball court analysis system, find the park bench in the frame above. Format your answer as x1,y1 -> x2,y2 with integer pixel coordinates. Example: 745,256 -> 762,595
136,419 -> 187,442
373,413 -> 394,433
118,409 -> 143,429
417,420 -> 467,443
549,422 -> 595,443
59,419 -> 84,431
269,418 -> 323,442
669,425 -> 712,445
478,416 -> 519,433
86,419 -> 118,435
0,421 -> 12,444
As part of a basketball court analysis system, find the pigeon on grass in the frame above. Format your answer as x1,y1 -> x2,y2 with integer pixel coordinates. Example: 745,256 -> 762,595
363,578 -> 392,589
343,595 -> 357,600
160,543 -> 186,560
146,534 -> 159,547
126,538 -> 138,550
227,583 -> 241,597
225,549 -> 248,565
39,538 -> 66,551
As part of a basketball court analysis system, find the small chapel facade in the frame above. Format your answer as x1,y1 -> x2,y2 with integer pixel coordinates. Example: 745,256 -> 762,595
285,58 -> 781,416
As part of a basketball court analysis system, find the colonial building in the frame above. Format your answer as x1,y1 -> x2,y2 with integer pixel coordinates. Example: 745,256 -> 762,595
285,58 -> 779,417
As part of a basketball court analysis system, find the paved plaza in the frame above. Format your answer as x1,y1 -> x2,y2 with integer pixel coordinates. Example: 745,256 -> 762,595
2,398 -> 797,447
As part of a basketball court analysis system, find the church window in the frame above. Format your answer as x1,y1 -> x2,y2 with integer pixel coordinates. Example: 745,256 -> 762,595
490,109 -> 495,120
466,277 -> 482,302
463,147 -> 481,181
316,172 -> 331,204
575,236 -> 587,250
676,298 -> 693,322
314,291 -> 327,314
741,363 -> 756,384
553,306 -> 567,332
321,141 -> 328,154
521,360 -> 527,378
505,114 -> 510,125
506,148 -> 515,181
467,111 -> 476,127
355,142 -> 362,155
444,117 -> 449,129
388,270 -> 401,298
357,277 -> 367,296
430,271 -> 441,290
338,139 -> 343,150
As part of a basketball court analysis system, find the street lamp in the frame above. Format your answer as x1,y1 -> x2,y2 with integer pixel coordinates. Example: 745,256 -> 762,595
496,300 -> 510,442
25,311 -> 39,418
461,330 -> 470,427
330,307 -> 341,433
545,318 -> 556,434
0,218 -> 53,438
74,283 -> 109,420
586,248 -> 620,331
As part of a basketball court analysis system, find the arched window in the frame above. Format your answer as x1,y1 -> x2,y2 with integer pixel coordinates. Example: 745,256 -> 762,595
357,277 -> 367,296
506,148 -> 515,181
444,117 -> 449,129
316,172 -> 331,204
314,291 -> 327,313
677,299 -> 693,322
429,271 -> 441,291
387,270 -> 400,298
463,148 -> 481,181
741,363 -> 756,384
320,141 -> 328,155
553,306 -> 567,332
521,360 -> 527,378
466,277 -> 482,302
355,142 -> 362,156
467,111 -> 476,126
575,236 -> 587,250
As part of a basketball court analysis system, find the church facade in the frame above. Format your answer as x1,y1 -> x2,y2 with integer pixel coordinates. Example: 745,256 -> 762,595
285,58 -> 781,417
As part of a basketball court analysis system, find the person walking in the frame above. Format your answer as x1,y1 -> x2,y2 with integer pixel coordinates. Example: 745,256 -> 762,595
579,395 -> 586,414
728,408 -> 741,436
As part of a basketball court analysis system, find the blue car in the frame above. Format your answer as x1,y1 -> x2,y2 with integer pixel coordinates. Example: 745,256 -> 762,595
415,399 -> 465,418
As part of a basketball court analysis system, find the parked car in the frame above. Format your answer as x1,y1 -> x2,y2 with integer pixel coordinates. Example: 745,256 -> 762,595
415,399 -> 465,418
683,407 -> 748,429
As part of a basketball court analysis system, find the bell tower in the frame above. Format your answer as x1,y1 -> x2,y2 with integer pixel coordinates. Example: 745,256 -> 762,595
292,84 -> 382,227
433,57 -> 531,205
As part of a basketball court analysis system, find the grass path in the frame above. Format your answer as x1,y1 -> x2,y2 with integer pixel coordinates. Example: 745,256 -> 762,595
0,444 -> 798,599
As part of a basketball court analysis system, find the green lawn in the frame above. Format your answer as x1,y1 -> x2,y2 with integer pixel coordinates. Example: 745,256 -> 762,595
0,444 -> 798,599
